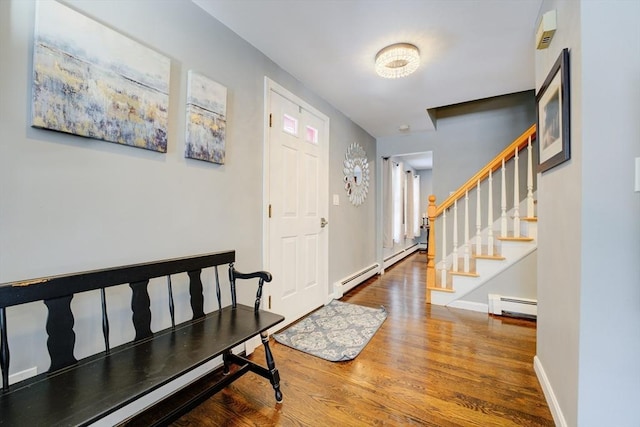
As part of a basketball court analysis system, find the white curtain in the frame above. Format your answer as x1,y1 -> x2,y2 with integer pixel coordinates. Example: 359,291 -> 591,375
403,172 -> 408,238
392,162 -> 403,243
382,158 -> 393,248
412,174 -> 421,237
406,171 -> 415,238
405,172 -> 421,238
406,171 -> 421,239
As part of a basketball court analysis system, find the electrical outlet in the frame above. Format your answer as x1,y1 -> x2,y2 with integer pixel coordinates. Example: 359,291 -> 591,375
333,194 -> 340,205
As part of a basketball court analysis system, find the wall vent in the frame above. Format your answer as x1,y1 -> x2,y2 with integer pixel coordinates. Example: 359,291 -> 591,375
488,294 -> 537,319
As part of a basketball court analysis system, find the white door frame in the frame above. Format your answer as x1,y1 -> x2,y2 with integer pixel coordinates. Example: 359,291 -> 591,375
262,77 -> 330,317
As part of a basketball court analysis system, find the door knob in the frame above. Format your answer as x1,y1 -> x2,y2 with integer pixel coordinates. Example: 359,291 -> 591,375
320,217 -> 328,228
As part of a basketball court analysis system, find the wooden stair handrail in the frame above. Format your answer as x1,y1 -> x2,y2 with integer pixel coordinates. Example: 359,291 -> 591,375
435,124 -> 536,217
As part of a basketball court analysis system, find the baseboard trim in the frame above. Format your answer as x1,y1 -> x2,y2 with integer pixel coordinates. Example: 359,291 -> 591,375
447,300 -> 488,313
534,355 -> 568,427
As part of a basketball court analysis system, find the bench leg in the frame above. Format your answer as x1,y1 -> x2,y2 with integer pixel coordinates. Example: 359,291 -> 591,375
261,332 -> 282,403
222,349 -> 232,375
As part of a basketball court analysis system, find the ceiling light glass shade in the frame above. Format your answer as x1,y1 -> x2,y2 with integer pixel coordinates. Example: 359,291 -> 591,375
375,43 -> 420,79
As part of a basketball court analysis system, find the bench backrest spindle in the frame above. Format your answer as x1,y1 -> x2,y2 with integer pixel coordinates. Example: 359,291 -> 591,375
187,270 -> 205,319
44,295 -> 78,371
214,266 -> 222,311
130,280 -> 152,341
100,288 -> 111,353
0,307 -> 8,392
167,275 -> 176,329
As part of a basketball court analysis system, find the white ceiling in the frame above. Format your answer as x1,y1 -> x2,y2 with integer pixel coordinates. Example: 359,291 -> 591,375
193,0 -> 542,158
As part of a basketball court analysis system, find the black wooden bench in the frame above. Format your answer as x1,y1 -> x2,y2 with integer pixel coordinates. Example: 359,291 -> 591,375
0,250 -> 284,426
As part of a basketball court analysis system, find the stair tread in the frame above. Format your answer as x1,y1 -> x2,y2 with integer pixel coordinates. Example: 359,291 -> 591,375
474,254 -> 506,260
427,286 -> 455,293
498,236 -> 534,242
449,270 -> 480,277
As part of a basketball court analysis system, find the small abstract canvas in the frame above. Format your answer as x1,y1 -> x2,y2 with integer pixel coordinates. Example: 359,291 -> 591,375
185,71 -> 227,164
31,1 -> 171,152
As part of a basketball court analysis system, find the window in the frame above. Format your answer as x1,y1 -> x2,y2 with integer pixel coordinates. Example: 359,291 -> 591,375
305,125 -> 318,144
283,114 -> 298,135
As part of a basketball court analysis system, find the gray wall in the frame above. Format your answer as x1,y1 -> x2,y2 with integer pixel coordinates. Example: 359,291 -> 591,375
329,117 -> 377,283
377,91 -> 535,204
535,1 -> 640,426
0,0 -> 375,377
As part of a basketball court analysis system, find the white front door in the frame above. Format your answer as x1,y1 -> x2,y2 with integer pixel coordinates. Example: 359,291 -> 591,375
264,79 -> 329,327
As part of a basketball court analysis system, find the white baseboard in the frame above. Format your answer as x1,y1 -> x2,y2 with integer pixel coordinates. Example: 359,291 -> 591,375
534,355 -> 567,427
447,300 -> 488,313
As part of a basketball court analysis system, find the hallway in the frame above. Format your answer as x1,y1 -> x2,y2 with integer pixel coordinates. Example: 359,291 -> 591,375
131,252 -> 553,426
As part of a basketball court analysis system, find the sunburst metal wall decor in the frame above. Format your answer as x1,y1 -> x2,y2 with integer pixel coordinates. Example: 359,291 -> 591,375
343,142 -> 370,206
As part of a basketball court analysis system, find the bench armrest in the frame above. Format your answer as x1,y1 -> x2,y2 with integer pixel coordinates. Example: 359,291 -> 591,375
228,265 -> 273,311
230,269 -> 272,282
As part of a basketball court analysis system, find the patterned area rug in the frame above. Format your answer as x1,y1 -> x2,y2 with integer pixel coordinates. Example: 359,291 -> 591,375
273,300 -> 387,362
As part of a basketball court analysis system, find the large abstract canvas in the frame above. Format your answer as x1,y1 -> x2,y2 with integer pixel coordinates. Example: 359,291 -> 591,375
31,1 -> 171,152
185,71 -> 227,164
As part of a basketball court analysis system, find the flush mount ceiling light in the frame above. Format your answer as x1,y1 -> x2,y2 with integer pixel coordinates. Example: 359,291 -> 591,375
375,43 -> 420,79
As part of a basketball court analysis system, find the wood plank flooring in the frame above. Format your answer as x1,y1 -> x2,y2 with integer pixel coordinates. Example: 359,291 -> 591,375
128,252 -> 553,426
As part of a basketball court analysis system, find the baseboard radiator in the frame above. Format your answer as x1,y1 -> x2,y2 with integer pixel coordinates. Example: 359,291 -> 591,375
383,243 -> 419,269
336,263 -> 380,295
488,294 -> 537,319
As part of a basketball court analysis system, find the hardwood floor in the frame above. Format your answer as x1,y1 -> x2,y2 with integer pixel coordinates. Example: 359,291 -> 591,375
129,252 -> 553,426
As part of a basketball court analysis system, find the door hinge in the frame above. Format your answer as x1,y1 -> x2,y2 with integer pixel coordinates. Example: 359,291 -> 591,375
268,295 -> 271,310
268,204 -> 272,218
269,113 -> 272,128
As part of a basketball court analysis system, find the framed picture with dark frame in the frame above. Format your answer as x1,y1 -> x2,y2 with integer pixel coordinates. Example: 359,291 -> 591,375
536,48 -> 570,173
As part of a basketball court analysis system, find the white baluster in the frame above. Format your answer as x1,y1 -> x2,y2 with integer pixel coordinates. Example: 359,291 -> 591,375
488,169 -> 494,256
441,209 -> 447,287
513,148 -> 520,237
475,180 -> 482,256
500,159 -> 507,238
527,136 -> 535,218
452,200 -> 458,272
464,191 -> 470,273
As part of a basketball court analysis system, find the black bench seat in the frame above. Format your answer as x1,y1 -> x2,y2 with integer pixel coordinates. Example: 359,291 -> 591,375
0,250 -> 284,426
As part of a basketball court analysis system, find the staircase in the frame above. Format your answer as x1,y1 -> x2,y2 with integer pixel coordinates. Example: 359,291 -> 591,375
426,125 -> 537,308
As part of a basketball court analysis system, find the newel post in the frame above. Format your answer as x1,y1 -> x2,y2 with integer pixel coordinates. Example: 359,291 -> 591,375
426,195 -> 437,302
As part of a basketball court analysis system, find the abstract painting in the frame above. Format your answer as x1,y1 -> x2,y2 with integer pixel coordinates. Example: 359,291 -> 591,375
31,1 -> 171,153
185,71 -> 227,164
